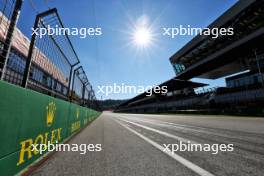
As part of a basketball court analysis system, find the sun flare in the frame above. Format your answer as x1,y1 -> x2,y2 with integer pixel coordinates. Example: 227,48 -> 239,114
133,27 -> 153,47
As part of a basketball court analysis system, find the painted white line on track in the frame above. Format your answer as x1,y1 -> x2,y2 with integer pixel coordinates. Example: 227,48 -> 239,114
114,115 -> 261,143
116,117 -> 200,144
115,120 -> 215,176
121,117 -> 240,141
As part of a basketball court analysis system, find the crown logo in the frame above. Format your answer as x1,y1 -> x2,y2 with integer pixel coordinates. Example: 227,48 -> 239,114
76,108 -> 80,119
46,102 -> 56,127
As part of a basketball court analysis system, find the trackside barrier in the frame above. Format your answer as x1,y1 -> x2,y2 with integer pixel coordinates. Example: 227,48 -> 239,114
0,80 -> 101,175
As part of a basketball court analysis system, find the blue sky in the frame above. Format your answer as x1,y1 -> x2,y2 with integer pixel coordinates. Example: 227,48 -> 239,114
17,0 -> 237,100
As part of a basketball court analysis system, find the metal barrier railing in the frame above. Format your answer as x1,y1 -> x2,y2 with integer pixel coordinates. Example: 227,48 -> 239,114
71,66 -> 85,103
0,0 -> 23,79
0,4 -> 101,110
22,8 -> 80,101
70,66 -> 100,110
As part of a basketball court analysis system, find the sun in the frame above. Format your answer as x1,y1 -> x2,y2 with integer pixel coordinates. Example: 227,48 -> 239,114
133,27 -> 152,47
123,15 -> 158,55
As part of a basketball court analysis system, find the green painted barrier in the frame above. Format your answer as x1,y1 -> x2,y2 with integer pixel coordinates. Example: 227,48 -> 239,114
0,81 -> 101,175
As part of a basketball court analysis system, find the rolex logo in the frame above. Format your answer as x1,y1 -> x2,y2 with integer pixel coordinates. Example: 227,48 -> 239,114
46,102 -> 56,127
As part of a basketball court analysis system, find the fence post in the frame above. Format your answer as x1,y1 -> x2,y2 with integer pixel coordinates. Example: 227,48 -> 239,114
0,0 -> 24,80
21,14 -> 40,88
70,66 -> 81,102
70,69 -> 76,102
82,82 -> 85,105
68,63 -> 79,100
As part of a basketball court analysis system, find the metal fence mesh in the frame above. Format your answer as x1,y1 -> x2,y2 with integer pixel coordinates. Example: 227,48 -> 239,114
0,0 -> 22,79
23,9 -> 79,100
0,4 -> 100,110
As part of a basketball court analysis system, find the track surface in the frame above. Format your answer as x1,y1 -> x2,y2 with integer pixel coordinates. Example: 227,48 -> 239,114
31,112 -> 264,176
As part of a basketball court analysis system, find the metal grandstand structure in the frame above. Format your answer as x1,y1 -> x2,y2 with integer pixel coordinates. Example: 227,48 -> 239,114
115,0 -> 264,115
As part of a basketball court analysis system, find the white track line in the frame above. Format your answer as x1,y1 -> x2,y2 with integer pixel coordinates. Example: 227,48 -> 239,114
114,114 -> 246,142
122,117 -> 238,140
115,120 -> 215,176
117,117 -> 200,144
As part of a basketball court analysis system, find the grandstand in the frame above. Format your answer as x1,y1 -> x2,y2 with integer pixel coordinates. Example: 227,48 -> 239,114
115,0 -> 264,115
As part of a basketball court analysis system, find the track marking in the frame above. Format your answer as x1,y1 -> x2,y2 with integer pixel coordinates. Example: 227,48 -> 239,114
122,117 -> 240,141
116,117 -> 200,144
115,120 -> 215,176
116,115 -> 264,146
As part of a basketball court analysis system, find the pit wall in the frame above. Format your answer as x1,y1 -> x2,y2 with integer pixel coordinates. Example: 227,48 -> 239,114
0,81 -> 101,175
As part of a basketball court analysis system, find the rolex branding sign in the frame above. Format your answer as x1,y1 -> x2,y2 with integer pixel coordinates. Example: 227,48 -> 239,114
0,81 -> 100,176
17,102 -> 62,166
